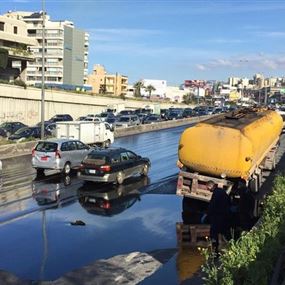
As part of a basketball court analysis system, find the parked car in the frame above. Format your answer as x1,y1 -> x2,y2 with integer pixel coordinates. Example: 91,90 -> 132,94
0,122 -> 27,137
193,106 -> 209,116
182,108 -> 194,118
115,115 -> 140,128
96,112 -> 116,122
160,109 -> 169,120
105,117 -> 117,129
77,116 -> 87,121
78,147 -> 151,184
137,113 -> 149,123
212,107 -> 224,114
49,114 -> 73,123
167,110 -> 184,120
118,110 -> 134,116
83,117 -> 102,123
32,139 -> 92,175
207,106 -> 215,115
8,127 -> 42,141
143,115 -> 162,124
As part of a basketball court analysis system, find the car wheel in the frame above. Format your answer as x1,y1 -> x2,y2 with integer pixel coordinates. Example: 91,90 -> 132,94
36,168 -> 45,176
62,162 -> 71,175
116,171 -> 124,185
141,164 -> 149,176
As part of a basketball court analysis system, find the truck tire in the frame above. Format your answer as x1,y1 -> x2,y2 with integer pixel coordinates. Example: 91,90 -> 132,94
62,162 -> 71,175
104,139 -> 111,148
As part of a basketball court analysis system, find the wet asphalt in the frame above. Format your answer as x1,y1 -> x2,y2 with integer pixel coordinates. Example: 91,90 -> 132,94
0,125 -> 205,285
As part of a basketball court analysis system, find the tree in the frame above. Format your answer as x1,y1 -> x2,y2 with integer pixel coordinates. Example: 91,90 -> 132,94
133,81 -> 144,97
144,84 -> 156,98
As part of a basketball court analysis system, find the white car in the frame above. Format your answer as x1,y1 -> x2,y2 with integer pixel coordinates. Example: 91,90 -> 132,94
83,117 -> 102,123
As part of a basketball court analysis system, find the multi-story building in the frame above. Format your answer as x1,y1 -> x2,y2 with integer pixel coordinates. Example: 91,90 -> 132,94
5,11 -> 89,88
228,77 -> 240,86
0,14 -> 36,81
87,64 -> 128,96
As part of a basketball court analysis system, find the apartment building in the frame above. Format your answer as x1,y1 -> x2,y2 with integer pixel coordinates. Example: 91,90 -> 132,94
5,11 -> 89,88
87,64 -> 128,96
0,14 -> 36,81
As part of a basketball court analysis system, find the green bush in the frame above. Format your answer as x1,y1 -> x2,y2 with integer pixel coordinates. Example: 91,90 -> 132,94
202,175 -> 285,285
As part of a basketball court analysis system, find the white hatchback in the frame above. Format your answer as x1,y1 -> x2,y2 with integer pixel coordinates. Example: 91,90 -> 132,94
32,139 -> 92,175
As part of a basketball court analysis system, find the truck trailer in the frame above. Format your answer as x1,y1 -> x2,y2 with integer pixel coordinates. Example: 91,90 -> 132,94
176,108 -> 283,206
55,121 -> 114,147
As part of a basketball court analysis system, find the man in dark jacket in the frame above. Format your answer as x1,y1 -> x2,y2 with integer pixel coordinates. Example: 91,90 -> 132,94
206,181 -> 232,253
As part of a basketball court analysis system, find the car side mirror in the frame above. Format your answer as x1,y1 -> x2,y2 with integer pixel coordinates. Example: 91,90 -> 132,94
137,155 -> 142,159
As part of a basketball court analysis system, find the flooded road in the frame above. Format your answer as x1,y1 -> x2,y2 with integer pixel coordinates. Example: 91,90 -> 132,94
0,125 -> 205,285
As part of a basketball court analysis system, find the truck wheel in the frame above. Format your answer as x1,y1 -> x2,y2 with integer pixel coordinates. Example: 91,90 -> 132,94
104,139 -> 111,148
141,164 -> 149,176
116,171 -> 124,185
62,162 -> 71,175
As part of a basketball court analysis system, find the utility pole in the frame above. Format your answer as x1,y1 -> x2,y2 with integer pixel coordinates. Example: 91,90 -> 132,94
264,86 -> 268,106
41,0 -> 46,139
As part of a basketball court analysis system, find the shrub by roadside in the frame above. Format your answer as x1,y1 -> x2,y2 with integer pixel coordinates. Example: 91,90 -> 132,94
202,175 -> 285,285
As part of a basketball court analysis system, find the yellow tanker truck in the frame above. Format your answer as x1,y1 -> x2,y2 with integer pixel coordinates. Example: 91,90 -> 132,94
176,108 -> 283,203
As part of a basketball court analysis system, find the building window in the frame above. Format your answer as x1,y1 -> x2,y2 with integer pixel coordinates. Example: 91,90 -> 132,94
0,22 -> 4,31
14,26 -> 18,34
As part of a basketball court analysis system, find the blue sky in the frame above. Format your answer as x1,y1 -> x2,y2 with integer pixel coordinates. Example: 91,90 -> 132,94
2,0 -> 285,85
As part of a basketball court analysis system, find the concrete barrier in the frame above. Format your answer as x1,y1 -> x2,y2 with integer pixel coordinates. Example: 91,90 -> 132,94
0,116 -> 211,160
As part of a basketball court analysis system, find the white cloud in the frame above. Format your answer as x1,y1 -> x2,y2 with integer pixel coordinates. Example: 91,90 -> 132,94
196,53 -> 285,71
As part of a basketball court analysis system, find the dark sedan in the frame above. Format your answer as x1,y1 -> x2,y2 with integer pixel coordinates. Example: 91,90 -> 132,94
78,147 -> 151,184
0,122 -> 27,137
143,115 -> 162,124
8,126 -> 43,141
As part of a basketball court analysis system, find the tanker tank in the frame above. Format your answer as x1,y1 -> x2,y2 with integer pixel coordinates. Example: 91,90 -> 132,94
178,108 -> 283,180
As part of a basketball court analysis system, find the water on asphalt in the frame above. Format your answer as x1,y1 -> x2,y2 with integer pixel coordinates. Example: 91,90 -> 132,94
0,125 -> 205,284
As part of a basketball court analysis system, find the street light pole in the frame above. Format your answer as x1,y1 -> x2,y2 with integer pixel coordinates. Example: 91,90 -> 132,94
41,0 -> 46,139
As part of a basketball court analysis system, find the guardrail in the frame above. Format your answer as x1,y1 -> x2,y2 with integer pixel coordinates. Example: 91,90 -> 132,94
0,115 -> 211,160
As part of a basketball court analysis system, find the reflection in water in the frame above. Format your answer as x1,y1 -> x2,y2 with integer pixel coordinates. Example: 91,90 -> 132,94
32,174 -> 78,207
176,197 -> 210,283
78,176 -> 150,216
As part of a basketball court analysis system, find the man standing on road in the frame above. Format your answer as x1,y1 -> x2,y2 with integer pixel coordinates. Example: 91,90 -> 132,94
206,181 -> 232,254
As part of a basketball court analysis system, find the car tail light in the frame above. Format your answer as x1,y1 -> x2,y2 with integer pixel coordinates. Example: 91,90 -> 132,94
32,148 -> 35,157
55,150 -> 61,159
100,165 -> 111,172
177,175 -> 183,190
102,201 -> 110,209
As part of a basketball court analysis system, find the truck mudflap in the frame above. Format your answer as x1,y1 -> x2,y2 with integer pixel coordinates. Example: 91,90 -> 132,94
177,171 -> 234,202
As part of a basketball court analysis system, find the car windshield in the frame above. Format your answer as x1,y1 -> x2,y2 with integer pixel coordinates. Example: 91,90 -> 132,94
14,127 -> 28,135
120,111 -> 131,115
0,123 -> 11,128
148,116 -> 158,120
35,142 -> 58,152
85,153 -> 107,165
119,117 -> 130,122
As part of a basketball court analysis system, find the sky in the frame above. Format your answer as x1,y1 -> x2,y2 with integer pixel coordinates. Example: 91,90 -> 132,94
2,0 -> 285,85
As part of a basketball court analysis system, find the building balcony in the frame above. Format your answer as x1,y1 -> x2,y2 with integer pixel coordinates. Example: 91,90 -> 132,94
4,47 -> 35,61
